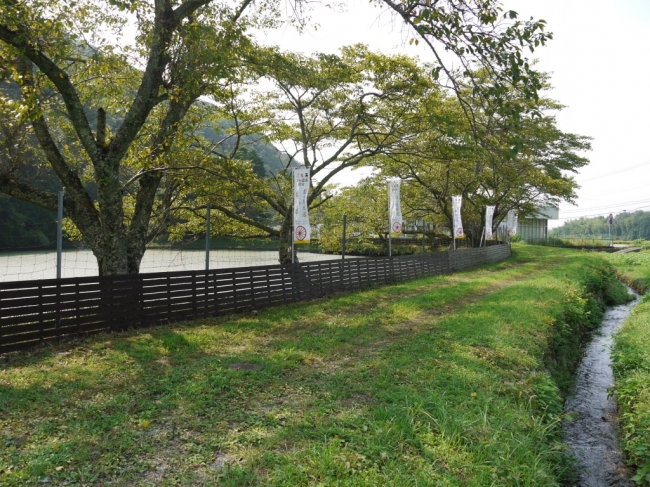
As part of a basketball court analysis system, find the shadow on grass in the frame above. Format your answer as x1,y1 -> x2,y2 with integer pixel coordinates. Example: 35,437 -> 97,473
0,247 -> 577,485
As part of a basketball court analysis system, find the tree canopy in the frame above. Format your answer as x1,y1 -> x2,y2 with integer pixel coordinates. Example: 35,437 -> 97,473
551,212 -> 650,241
369,71 -> 590,238
175,45 -> 435,263
1,0 -> 556,273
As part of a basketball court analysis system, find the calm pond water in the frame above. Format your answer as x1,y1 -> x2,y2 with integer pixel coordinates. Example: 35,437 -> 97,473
0,249 -> 360,283
564,285 -> 640,487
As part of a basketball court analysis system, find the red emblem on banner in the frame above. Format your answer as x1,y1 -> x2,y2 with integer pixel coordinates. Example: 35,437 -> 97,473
295,225 -> 307,241
456,228 -> 464,237
392,222 -> 402,233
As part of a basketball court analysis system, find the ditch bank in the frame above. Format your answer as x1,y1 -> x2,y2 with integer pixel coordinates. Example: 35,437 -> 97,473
540,263 -> 635,484
611,292 -> 650,486
563,285 -> 640,486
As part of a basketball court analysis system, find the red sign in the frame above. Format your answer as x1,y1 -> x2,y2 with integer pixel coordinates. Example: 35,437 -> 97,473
295,225 -> 307,241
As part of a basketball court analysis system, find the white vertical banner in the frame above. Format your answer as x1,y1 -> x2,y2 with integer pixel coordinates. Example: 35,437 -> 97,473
293,167 -> 311,244
507,210 -> 518,236
452,195 -> 464,238
389,179 -> 403,236
485,205 -> 495,239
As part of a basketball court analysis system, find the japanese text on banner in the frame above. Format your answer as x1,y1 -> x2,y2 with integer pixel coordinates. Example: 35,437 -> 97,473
389,179 -> 403,236
485,206 -> 495,239
452,195 -> 464,238
293,168 -> 311,244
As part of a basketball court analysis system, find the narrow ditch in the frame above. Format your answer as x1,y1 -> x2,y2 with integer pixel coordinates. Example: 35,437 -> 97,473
564,285 -> 640,486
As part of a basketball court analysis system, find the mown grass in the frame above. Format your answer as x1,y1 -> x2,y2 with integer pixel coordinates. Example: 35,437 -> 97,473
608,249 -> 650,485
0,245 -> 626,486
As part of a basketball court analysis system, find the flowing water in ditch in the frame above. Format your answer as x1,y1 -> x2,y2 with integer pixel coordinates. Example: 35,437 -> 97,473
564,285 -> 640,487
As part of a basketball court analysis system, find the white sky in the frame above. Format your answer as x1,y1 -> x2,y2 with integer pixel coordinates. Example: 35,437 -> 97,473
253,0 -> 650,229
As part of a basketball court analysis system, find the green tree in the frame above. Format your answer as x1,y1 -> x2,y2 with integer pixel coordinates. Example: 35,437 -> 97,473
0,0 -> 552,274
318,176 -> 396,253
376,73 -> 590,239
0,0 -> 256,274
179,45 -> 433,264
551,211 -> 650,241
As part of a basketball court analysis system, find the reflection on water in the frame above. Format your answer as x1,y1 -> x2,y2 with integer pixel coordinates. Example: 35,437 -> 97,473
0,249 -> 360,282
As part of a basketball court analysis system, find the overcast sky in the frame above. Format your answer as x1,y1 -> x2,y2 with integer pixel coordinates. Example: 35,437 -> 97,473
254,0 -> 650,229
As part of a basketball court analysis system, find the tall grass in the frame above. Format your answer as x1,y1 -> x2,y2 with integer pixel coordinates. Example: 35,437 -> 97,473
608,249 -> 650,485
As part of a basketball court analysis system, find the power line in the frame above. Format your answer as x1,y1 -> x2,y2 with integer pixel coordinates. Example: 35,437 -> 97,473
576,158 -> 650,183
560,198 -> 650,215
578,181 -> 650,200
556,205 -> 650,221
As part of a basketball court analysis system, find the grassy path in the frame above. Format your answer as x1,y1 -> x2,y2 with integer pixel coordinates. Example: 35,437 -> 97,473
0,246 -> 624,486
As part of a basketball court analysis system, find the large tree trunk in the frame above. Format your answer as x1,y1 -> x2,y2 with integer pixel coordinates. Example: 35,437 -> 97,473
278,214 -> 298,265
125,173 -> 165,274
93,158 -> 129,275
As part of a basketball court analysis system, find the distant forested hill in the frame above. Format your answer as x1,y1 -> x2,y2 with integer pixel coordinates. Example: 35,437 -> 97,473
550,211 -> 650,240
200,123 -> 289,176
0,81 -> 62,250
0,195 -> 57,250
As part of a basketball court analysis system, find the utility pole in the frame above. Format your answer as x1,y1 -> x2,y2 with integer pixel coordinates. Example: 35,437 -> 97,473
608,213 -> 613,246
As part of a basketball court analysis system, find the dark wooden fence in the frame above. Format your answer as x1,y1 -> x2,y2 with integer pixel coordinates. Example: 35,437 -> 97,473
0,244 -> 511,354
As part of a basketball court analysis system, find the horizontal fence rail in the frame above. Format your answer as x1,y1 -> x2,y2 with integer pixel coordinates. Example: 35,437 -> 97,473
0,244 -> 511,354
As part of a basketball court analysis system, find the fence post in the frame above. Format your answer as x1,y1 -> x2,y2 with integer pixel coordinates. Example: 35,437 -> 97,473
341,214 -> 347,260
205,203 -> 211,272
204,203 -> 212,318
387,192 -> 392,257
56,189 -> 64,279
422,220 -> 425,252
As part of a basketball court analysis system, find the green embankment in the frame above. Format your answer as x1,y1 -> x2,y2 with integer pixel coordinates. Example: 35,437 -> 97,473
607,251 -> 650,294
0,246 -> 629,486
607,250 -> 650,485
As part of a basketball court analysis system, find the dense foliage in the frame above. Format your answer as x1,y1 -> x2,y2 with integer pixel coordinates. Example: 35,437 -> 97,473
0,195 -> 56,250
315,74 -> 590,250
551,211 -> 650,241
0,0 -> 557,272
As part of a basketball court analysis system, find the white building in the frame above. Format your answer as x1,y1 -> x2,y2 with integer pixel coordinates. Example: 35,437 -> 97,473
518,207 -> 559,241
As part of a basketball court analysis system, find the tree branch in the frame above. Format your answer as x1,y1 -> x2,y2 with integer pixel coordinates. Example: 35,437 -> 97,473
15,56 -> 100,227
207,203 -> 278,236
0,27 -> 100,161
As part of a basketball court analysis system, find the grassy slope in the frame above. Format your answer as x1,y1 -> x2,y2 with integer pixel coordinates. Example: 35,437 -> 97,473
0,246 -> 624,486
606,251 -> 650,294
607,250 -> 650,485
